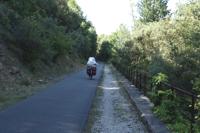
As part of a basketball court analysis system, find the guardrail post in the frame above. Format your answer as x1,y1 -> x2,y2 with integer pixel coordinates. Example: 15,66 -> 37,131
127,67 -> 129,79
133,69 -> 135,86
170,87 -> 175,100
150,78 -> 153,92
131,68 -> 133,83
134,71 -> 136,87
139,73 -> 142,91
143,73 -> 147,95
191,96 -> 195,133
136,71 -> 138,88
129,68 -> 132,82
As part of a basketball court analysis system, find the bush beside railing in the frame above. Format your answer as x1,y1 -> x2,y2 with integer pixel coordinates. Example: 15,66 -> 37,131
114,63 -> 199,133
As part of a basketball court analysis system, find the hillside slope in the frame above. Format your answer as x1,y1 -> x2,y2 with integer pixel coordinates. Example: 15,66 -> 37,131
0,42 -> 83,110
0,0 -> 97,109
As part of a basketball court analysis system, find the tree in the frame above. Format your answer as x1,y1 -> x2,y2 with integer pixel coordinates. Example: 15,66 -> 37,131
0,0 -> 97,66
109,24 -> 131,49
98,41 -> 113,61
138,0 -> 169,22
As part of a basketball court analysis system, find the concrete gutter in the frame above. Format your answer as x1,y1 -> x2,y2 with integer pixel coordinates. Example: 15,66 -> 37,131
116,71 -> 171,133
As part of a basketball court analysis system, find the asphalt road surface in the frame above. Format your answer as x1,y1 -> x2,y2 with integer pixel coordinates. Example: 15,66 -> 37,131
0,64 -> 104,133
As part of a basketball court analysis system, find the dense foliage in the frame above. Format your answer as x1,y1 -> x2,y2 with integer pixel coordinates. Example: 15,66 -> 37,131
138,0 -> 169,22
0,0 -> 97,69
97,41 -> 113,61
98,0 -> 200,132
106,0 -> 200,93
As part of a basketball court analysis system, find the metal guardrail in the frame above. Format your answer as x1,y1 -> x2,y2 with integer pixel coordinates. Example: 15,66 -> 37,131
114,64 -> 199,133
160,82 -> 198,133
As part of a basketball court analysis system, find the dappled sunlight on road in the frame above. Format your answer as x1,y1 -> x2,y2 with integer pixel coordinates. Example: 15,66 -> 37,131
98,86 -> 120,90
140,95 -> 149,101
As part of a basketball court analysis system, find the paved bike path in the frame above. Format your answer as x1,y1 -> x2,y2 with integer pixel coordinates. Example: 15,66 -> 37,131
0,64 -> 104,133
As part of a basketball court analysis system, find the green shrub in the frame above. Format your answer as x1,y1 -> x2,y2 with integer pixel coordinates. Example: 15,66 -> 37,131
0,0 -> 97,66
98,41 -> 113,61
150,89 -> 173,106
152,73 -> 168,85
168,121 -> 189,133
154,99 -> 178,122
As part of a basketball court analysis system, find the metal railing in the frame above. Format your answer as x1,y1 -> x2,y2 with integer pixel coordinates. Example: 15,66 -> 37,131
114,64 -> 199,133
